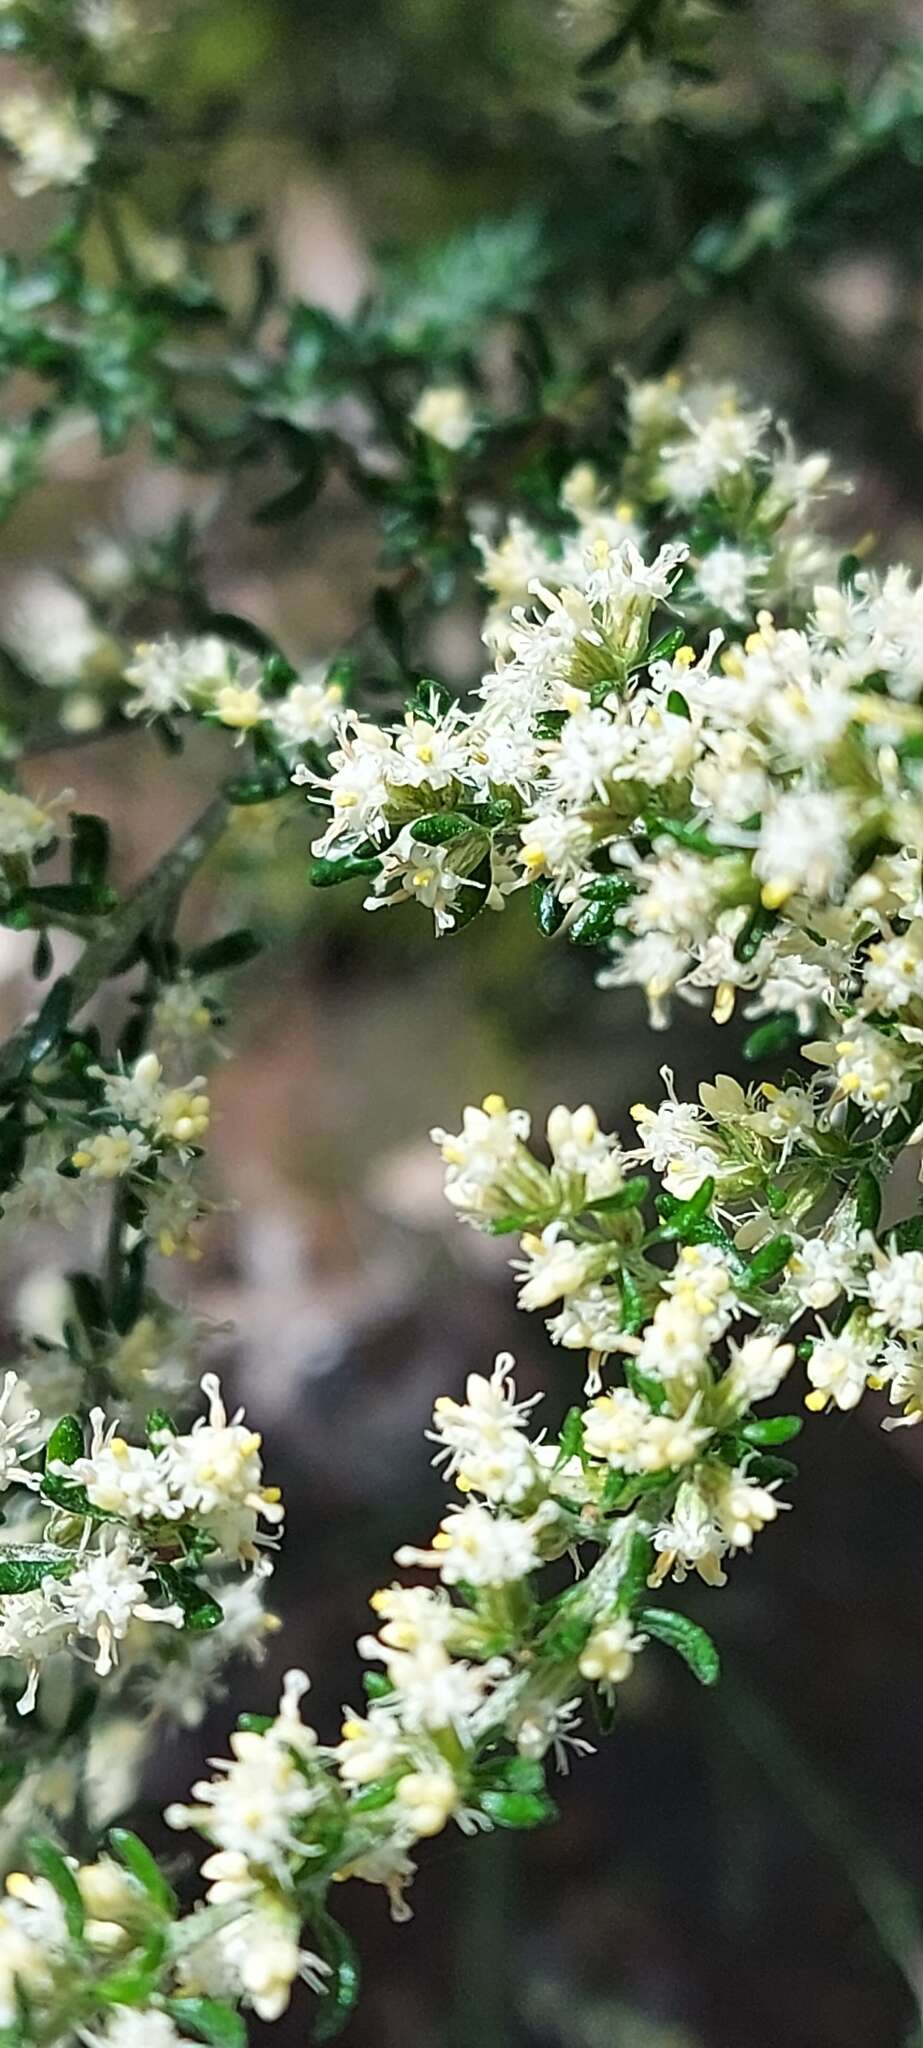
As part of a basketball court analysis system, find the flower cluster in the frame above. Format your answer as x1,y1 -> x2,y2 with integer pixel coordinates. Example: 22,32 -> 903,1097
1,0 -> 923,2038
0,1370 -> 281,1716
301,377 -> 923,1154
434,1085 -> 923,1435
124,638 -> 344,757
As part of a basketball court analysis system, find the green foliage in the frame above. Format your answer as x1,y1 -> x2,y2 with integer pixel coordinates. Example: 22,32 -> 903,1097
638,1609 -> 721,1687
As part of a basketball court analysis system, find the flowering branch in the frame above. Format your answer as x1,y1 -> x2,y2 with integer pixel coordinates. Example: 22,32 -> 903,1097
0,2 -> 921,2044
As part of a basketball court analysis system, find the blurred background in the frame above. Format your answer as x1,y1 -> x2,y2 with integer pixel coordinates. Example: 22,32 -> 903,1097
4,1 -> 923,2042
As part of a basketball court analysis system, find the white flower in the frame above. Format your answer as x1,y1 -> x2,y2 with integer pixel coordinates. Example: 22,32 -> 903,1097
475,517 -> 551,611
788,1233 -> 861,1311
167,1670 -> 319,1878
0,91 -> 96,194
357,1637 -> 503,1737
717,1335 -> 795,1414
365,824 -> 474,934
55,1408 -> 176,1522
336,1708 -> 403,1786
805,1321 -> 876,1413
124,639 -> 193,718
660,398 -> 769,504
583,1387 -> 711,1473
156,1374 -> 283,1560
0,1887 -> 59,2025
579,1618 -> 644,1691
601,931 -> 692,1031
862,923 -> 923,1014
125,636 -> 259,722
630,1077 -> 721,1192
272,670 -> 343,750
395,1768 -> 460,1837
71,1127 -> 151,1180
55,1530 -> 183,1676
806,1027 -> 915,1119
151,977 -> 215,1053
396,1502 -> 540,1588
868,1250 -> 923,1334
754,789 -> 852,908
515,1226 -> 602,1311
96,2012 -> 199,2048
367,1582 -> 457,1651
650,1479 -> 728,1587
306,713 -> 399,851
431,1094 -> 535,1222
708,1464 -> 786,1549
0,1586 -> 72,1714
428,1353 -> 541,1505
694,544 -> 758,618
411,385 -> 475,451
0,1373 -> 41,1492
545,1102 -> 624,1198
0,791 -> 58,861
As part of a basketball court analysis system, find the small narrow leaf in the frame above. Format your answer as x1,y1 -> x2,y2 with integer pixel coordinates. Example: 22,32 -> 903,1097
109,1828 -> 178,1916
165,2001 -> 245,2048
638,1608 -> 721,1685
28,1837 -> 85,1941
186,929 -> 262,975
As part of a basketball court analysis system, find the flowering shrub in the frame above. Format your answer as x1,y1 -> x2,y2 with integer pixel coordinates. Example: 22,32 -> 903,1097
0,1 -> 922,2042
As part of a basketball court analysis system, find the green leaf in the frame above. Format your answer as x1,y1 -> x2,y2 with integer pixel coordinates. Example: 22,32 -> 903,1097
531,879 -> 565,936
146,1408 -> 177,1443
305,1909 -> 361,2043
586,1174 -> 649,1215
615,1530 -> 655,1616
743,1451 -> 797,1484
638,1608 -> 721,1686
25,976 -> 74,1067
570,876 -> 633,947
310,852 -> 382,889
45,1414 -> 84,1467
644,627 -> 688,666
555,1405 -> 586,1470
643,812 -> 727,859
740,1416 -> 802,1446
889,1213 -> 923,1254
409,813 -> 473,846
371,213 -> 545,352
69,814 -> 111,889
108,1828 -> 177,1917
855,1169 -> 882,1231
28,1837 -> 85,1941
13,883 -> 117,922
349,1776 -> 401,1814
224,767 -> 291,805
744,1234 -> 794,1286
442,856 -> 490,935
195,611 -> 280,659
742,1013 -> 800,1062
478,1788 -> 555,1829
186,929 -> 262,975
734,902 -> 778,964
372,586 -> 407,666
154,1564 -> 222,1633
164,2000 -> 245,2048
0,1547 -> 76,1593
623,1357 -> 667,1411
